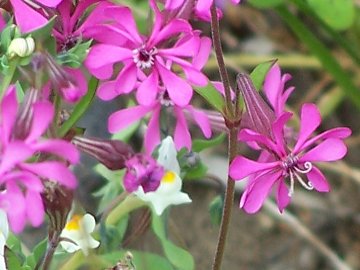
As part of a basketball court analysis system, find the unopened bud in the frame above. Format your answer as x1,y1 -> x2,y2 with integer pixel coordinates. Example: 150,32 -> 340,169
237,73 -> 276,139
7,36 -> 35,58
41,182 -> 74,239
72,136 -> 134,170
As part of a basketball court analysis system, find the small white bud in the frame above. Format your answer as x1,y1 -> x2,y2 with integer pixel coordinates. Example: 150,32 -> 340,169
7,36 -> 35,58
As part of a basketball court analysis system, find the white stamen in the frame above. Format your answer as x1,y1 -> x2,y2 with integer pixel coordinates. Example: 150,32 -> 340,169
294,161 -> 313,174
293,171 -> 314,191
132,46 -> 157,70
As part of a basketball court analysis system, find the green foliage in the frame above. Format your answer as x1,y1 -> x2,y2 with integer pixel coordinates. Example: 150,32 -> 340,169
306,0 -> 355,30
250,60 -> 276,91
248,0 -> 285,8
193,83 -> 226,113
99,217 -> 129,252
24,238 -> 47,269
58,77 -> 98,137
57,40 -> 92,68
276,6 -> 360,110
209,195 -> 224,226
192,133 -> 226,153
152,214 -> 194,270
93,164 -> 124,214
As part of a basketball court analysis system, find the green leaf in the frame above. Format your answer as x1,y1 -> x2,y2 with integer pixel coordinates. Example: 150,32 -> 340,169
192,133 -> 226,153
248,0 -> 285,8
152,214 -> 194,270
99,217 -> 129,252
6,233 -> 22,254
306,0 -> 355,30
25,238 -> 47,269
58,77 -> 98,137
209,195 -> 224,226
5,248 -> 23,270
276,6 -> 360,110
0,22 -> 15,52
249,60 -> 276,91
57,40 -> 92,68
102,250 -> 174,270
193,83 -> 225,113
184,161 -> 208,180
28,17 -> 55,42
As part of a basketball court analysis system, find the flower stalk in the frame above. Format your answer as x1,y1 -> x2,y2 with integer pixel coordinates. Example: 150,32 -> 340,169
210,3 -> 241,270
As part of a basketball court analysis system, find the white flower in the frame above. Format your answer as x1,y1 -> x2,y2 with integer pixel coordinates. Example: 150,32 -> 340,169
60,213 -> 99,256
0,210 -> 8,270
135,136 -> 191,215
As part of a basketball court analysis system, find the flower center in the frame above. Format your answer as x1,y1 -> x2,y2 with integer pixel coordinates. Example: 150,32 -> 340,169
65,215 -> 82,231
159,91 -> 174,107
162,171 -> 176,183
133,45 -> 157,69
281,154 -> 314,196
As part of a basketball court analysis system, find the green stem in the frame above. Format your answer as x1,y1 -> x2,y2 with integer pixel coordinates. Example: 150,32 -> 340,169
59,251 -> 84,270
0,58 -> 18,99
58,77 -> 98,138
105,195 -> 145,226
212,127 -> 238,270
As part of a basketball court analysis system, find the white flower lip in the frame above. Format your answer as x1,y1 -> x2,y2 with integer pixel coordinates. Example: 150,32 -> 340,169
134,136 -> 192,215
60,213 -> 100,256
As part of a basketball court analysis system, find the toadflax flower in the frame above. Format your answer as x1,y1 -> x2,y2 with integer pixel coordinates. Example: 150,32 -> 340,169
229,103 -> 351,213
0,86 -> 79,232
60,213 -> 100,256
134,137 -> 192,215
85,3 -> 209,107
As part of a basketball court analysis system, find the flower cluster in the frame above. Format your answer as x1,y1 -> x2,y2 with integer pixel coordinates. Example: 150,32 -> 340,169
0,86 -> 79,232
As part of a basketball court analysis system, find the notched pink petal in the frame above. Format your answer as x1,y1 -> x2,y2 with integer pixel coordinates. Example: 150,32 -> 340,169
306,166 -> 330,192
241,171 -> 281,214
26,101 -> 54,143
277,180 -> 290,212
300,138 -> 347,162
174,107 -> 192,150
229,156 -> 278,180
108,106 -> 152,133
294,103 -> 321,153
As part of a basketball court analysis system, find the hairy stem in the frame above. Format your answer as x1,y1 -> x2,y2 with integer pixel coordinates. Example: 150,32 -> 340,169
210,4 -> 233,118
40,231 -> 61,270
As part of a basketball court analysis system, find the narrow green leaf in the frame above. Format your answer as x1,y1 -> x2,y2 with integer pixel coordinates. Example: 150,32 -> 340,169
249,60 -> 276,91
276,6 -> 360,110
58,77 -> 98,137
248,0 -> 285,8
25,238 -> 47,269
306,0 -> 354,31
5,248 -> 23,270
152,214 -> 194,270
192,133 -> 226,153
193,83 -> 225,113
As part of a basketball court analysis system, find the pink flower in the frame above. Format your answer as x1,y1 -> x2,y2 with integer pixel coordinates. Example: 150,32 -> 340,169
123,154 -> 164,193
263,63 -> 294,116
107,88 -> 212,154
53,0 -> 112,51
10,0 -> 63,33
229,103 -> 351,214
85,4 -> 210,107
0,86 -> 79,232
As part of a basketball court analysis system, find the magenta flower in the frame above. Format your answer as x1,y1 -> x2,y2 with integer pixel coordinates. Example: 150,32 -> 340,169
53,0 -> 112,51
107,90 -> 212,154
0,86 -> 79,232
85,4 -> 209,106
123,154 -> 164,193
10,0 -> 63,33
263,63 -> 294,116
229,103 -> 351,214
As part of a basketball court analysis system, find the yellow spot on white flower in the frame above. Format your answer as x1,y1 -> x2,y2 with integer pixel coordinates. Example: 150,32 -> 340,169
162,171 -> 176,183
65,214 -> 82,230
